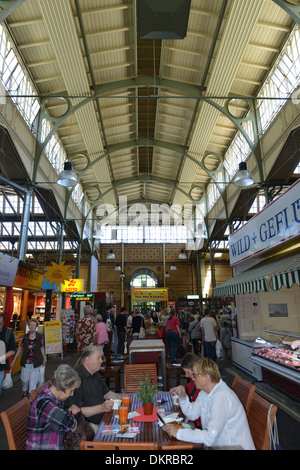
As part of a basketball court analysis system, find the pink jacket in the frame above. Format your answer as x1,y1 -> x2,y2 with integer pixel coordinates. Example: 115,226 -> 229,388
96,321 -> 110,345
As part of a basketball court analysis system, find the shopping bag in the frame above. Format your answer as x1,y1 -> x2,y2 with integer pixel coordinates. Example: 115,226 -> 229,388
3,372 -> 13,389
216,340 -> 224,359
38,365 -> 45,386
139,327 -> 146,339
124,341 -> 128,354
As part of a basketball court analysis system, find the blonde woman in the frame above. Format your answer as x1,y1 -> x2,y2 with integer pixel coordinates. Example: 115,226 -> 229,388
165,358 -> 255,450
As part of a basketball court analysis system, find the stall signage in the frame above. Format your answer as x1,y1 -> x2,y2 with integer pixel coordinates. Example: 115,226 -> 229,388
0,253 -> 19,286
70,292 -> 93,301
14,263 -> 45,290
131,288 -> 168,302
44,321 -> 63,355
60,279 -> 84,292
229,179 -> 300,266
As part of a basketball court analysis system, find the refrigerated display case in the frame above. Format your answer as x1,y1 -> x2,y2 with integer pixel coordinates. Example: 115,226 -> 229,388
251,331 -> 300,398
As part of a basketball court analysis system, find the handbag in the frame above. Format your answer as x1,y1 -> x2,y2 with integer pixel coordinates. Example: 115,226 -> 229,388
3,372 -> 13,389
139,327 -> 146,339
64,413 -> 95,450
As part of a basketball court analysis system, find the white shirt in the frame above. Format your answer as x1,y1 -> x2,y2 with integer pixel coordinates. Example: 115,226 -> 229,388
177,379 -> 255,450
200,316 -> 217,341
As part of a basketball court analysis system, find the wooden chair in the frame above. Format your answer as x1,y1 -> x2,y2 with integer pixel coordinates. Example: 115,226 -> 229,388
100,364 -> 121,392
231,375 -> 256,414
80,441 -> 158,450
124,363 -> 157,393
166,363 -> 185,390
160,443 -> 195,450
247,392 -> 278,450
0,397 -> 30,450
30,380 -> 52,401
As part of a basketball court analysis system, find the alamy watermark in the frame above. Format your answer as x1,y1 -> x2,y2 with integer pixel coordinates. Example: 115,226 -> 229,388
95,196 -> 206,250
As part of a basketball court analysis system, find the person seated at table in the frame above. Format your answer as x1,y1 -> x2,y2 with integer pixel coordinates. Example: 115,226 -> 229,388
26,364 -> 81,450
171,353 -> 202,429
67,345 -> 120,432
164,358 -> 255,450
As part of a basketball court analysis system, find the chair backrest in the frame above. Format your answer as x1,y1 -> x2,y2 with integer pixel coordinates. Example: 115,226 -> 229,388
30,380 -> 52,401
0,397 -> 30,450
232,375 -> 256,414
247,392 -> 278,450
124,363 -> 157,393
160,443 -> 194,450
80,441 -> 158,450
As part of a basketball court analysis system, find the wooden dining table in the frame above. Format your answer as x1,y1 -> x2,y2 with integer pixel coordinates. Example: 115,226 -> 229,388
93,392 -> 202,449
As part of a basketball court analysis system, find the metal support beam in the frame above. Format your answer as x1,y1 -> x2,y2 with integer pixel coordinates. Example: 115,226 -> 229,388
0,0 -> 26,23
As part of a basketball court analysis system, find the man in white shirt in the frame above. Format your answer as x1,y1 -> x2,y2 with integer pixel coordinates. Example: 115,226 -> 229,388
200,309 -> 218,361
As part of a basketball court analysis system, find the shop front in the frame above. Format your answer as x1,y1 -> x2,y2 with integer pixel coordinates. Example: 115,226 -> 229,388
213,179 -> 300,397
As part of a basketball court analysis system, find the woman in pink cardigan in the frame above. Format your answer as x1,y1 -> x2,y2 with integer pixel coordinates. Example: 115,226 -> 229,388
95,316 -> 110,354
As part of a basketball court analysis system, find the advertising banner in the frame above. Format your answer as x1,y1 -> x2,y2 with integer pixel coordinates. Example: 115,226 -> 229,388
229,179 -> 300,266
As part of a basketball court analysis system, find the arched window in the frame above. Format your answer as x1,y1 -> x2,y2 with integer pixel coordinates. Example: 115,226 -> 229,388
130,269 -> 158,288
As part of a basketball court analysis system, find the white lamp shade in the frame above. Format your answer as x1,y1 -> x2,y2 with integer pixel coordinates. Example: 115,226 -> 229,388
178,249 -> 187,259
115,263 -> 121,271
56,161 -> 78,188
233,162 -> 254,187
107,249 -> 115,259
170,263 -> 177,270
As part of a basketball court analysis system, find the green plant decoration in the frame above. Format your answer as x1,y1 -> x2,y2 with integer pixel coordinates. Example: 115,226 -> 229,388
137,378 -> 158,404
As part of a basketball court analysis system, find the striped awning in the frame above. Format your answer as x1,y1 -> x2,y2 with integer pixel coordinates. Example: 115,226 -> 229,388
213,253 -> 300,297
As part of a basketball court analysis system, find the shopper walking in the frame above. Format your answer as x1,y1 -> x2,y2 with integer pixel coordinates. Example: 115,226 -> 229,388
10,318 -> 45,399
0,313 -> 16,396
95,316 -> 110,355
115,307 -> 127,358
188,314 -> 202,354
200,309 -> 218,361
166,309 -> 181,362
220,321 -> 232,359
75,305 -> 97,354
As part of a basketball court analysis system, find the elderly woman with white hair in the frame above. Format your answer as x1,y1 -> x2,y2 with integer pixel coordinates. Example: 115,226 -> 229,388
165,358 -> 255,450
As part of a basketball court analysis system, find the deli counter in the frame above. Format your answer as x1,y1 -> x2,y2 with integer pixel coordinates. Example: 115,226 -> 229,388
251,331 -> 300,399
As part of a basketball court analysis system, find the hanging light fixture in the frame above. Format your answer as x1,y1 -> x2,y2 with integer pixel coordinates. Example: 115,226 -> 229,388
233,162 -> 254,187
107,249 -> 115,259
56,161 -> 78,188
170,263 -> 177,271
165,271 -> 170,278
115,263 -> 121,271
178,249 -> 187,259
120,272 -> 125,281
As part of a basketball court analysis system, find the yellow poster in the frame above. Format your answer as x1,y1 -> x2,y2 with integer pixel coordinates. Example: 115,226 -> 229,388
131,288 -> 168,302
44,321 -> 63,355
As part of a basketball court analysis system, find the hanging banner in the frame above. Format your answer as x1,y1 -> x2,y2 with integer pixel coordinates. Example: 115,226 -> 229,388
44,321 -> 63,356
131,288 -> 168,302
0,252 -> 19,286
229,179 -> 300,266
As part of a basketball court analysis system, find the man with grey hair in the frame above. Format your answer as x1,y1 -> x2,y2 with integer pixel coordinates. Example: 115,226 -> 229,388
75,305 -> 97,354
